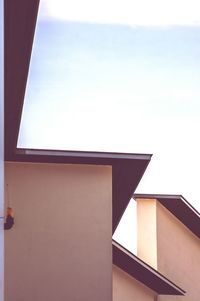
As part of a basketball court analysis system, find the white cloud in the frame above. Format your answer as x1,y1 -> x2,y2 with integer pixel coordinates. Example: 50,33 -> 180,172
40,0 -> 200,26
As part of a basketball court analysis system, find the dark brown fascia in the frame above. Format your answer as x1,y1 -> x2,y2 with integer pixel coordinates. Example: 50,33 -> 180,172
4,0 -> 152,233
12,149 -> 151,233
133,194 -> 200,239
4,0 -> 40,161
6,151 -> 151,234
112,240 -> 185,296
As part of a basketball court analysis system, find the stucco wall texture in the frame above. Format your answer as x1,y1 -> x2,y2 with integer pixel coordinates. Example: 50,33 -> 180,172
136,198 -> 200,301
157,202 -> 200,301
137,198 -> 158,269
5,162 -> 112,301
113,264 -> 156,301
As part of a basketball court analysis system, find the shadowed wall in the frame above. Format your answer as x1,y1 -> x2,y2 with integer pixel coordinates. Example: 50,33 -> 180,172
136,198 -> 200,301
113,264 -> 156,301
157,202 -> 200,301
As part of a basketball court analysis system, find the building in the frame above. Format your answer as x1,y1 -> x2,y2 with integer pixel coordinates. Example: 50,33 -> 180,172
4,162 -> 200,300
113,194 -> 200,301
3,1 -> 200,300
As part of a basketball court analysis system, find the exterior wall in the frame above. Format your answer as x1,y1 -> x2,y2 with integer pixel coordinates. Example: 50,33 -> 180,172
157,202 -> 200,301
5,162 -> 112,301
113,264 -> 156,301
0,1 -> 4,299
136,198 -> 158,269
136,198 -> 200,300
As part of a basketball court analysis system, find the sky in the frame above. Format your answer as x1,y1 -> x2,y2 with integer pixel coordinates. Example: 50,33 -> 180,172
18,0 -> 200,253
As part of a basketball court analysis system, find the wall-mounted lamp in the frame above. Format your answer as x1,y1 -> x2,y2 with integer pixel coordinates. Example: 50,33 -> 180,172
4,207 -> 14,230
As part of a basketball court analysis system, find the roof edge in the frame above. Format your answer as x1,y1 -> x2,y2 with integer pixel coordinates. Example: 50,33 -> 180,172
134,193 -> 200,215
6,149 -> 152,234
112,240 -> 185,296
5,148 -> 152,166
133,193 -> 200,239
14,148 -> 152,162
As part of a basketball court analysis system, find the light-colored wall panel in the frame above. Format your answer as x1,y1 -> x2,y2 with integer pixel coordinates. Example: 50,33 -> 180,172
113,265 -> 156,301
5,162 -> 112,301
136,198 -> 158,269
157,202 -> 200,301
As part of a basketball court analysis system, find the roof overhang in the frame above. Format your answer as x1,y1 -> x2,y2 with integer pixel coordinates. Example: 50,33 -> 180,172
10,149 -> 151,233
113,240 -> 185,295
4,0 -> 152,233
134,194 -> 200,239
4,0 -> 40,160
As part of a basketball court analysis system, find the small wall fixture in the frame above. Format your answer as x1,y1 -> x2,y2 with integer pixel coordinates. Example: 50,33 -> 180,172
4,207 -> 14,230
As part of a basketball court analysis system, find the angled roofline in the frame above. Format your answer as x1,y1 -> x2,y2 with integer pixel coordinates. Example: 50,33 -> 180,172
4,0 -> 40,161
133,193 -> 200,239
15,148 -> 151,163
8,149 -> 151,233
4,0 -> 152,234
112,240 -> 185,296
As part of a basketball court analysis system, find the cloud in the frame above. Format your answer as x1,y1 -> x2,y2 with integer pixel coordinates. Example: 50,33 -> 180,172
40,0 -> 200,26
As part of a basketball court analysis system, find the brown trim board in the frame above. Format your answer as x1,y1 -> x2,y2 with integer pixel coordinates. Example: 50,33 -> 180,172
4,1 -> 152,233
4,0 -> 40,160
134,194 -> 200,239
113,240 -> 185,295
13,149 -> 152,233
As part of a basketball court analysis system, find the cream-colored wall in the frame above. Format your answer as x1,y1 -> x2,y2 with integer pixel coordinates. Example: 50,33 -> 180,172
113,264 -> 156,301
136,198 -> 158,269
136,198 -> 200,300
5,162 -> 112,301
157,202 -> 200,301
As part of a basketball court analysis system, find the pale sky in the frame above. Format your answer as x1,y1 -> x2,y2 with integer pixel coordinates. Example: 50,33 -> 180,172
18,0 -> 200,253
40,0 -> 200,26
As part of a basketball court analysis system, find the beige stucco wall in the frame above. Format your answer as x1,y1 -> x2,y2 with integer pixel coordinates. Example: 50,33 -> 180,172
5,162 -> 112,301
157,202 -> 200,301
136,198 -> 200,301
113,264 -> 156,301
136,198 -> 158,269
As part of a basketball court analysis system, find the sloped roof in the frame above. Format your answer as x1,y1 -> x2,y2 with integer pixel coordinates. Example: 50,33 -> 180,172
134,194 -> 200,239
4,0 -> 151,233
113,240 -> 185,295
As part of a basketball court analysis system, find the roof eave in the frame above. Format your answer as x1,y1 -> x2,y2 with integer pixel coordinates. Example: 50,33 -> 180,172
4,0 -> 152,234
112,240 -> 185,296
133,193 -> 200,239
